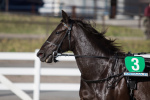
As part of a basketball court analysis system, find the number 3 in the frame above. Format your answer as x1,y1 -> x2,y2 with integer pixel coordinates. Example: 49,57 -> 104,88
131,58 -> 139,71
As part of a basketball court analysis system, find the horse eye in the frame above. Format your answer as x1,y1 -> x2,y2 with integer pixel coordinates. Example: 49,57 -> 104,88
56,31 -> 60,34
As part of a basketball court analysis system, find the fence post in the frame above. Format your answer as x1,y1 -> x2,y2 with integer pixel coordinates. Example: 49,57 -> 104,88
33,49 -> 41,100
0,74 -> 32,100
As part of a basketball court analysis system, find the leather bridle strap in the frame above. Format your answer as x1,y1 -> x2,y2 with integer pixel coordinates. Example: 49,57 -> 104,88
62,22 -> 73,51
56,29 -> 70,52
56,22 -> 73,52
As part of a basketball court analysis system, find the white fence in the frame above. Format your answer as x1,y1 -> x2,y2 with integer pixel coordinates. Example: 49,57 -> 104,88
0,50 -> 80,100
0,50 -> 150,100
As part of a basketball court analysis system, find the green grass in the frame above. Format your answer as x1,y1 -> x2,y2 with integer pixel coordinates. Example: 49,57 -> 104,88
0,39 -> 149,53
106,26 -> 144,37
95,25 -> 144,37
0,13 -> 144,37
116,40 -> 150,53
0,13 -> 60,23
0,39 -> 45,52
0,13 -> 60,34
0,13 -> 148,53
0,23 -> 45,34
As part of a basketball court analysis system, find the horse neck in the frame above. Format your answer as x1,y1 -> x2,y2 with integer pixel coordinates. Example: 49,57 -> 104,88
72,27 -> 103,56
72,27 -> 118,80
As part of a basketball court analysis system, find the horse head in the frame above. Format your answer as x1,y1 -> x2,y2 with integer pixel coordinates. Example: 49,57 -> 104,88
37,10 -> 75,63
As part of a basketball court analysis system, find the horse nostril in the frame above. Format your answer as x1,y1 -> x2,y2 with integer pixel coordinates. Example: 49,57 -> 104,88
37,52 -> 44,59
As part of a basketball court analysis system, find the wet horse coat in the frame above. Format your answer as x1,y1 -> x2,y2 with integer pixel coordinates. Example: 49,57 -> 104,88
37,10 -> 150,100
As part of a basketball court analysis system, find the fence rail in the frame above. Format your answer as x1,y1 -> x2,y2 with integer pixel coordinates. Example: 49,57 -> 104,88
0,67 -> 80,91
0,50 -> 79,100
0,67 -> 80,76
0,83 -> 80,91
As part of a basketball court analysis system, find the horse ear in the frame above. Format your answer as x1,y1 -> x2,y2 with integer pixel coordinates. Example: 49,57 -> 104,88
62,10 -> 69,23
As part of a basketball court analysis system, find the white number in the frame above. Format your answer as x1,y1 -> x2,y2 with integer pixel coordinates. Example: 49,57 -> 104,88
131,58 -> 139,71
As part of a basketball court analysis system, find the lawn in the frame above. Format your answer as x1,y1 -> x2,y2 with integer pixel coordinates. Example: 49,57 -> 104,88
1,39 -> 149,53
0,13 -> 60,34
116,40 -> 150,53
0,13 -> 149,53
0,13 -> 144,37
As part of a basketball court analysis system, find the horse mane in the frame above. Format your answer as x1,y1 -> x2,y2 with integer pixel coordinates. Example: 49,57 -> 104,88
72,18 -> 123,56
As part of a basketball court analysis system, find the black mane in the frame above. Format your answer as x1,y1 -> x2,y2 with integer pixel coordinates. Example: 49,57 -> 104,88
72,19 -> 123,56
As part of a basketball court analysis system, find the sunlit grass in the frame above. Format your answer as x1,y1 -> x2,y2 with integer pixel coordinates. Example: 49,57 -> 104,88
0,13 -> 148,53
0,13 -> 145,37
96,25 -> 144,37
0,13 -> 60,34
0,38 -> 149,53
116,40 -> 150,53
0,39 -> 45,52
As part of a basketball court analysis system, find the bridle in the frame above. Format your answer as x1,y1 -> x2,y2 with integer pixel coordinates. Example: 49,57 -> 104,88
46,21 -> 73,61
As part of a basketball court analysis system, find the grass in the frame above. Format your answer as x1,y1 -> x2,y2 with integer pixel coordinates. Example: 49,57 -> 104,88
95,24 -> 144,37
0,13 -> 148,53
0,13 -> 144,37
116,40 -> 150,53
0,13 -> 60,34
0,39 -> 149,53
0,39 -> 45,52
106,26 -> 144,37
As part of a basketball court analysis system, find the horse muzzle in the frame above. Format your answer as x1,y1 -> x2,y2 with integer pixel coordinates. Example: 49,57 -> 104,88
37,51 -> 52,63
37,51 -> 58,63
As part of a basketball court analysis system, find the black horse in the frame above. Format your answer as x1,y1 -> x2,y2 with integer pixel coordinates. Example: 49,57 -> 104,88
37,10 -> 150,100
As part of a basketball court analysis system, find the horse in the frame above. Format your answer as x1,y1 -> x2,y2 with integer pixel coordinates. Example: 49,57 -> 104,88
37,10 -> 150,100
